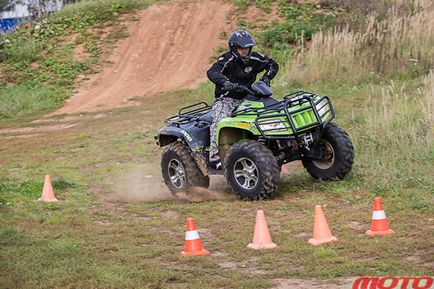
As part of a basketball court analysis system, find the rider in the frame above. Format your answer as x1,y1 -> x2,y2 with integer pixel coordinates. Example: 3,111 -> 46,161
207,29 -> 279,169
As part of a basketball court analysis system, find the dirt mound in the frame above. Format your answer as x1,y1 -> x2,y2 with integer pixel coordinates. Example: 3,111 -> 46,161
53,1 -> 232,115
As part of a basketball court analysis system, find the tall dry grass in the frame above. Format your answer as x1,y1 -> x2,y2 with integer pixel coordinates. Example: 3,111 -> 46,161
286,0 -> 434,84
353,70 -> 433,188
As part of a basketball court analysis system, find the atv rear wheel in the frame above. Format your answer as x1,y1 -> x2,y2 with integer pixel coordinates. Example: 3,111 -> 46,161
224,140 -> 280,200
302,123 -> 354,180
161,141 -> 209,195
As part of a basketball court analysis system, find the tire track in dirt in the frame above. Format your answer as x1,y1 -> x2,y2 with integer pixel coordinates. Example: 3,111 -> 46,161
52,0 -> 232,115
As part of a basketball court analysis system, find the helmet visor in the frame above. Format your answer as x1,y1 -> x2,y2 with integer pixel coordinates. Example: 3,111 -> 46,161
235,37 -> 255,49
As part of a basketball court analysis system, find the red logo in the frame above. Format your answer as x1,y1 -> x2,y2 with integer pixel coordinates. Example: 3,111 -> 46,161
353,277 -> 433,289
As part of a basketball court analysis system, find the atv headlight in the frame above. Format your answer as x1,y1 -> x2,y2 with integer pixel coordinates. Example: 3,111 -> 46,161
258,120 -> 286,131
315,99 -> 330,117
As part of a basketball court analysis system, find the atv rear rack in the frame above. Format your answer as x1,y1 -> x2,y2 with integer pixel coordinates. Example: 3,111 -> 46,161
233,90 -> 335,139
165,102 -> 211,125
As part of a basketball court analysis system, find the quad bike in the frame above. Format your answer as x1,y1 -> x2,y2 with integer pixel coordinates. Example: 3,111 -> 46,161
155,82 -> 354,200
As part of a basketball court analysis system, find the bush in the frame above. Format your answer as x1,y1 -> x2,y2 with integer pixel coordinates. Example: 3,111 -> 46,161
260,3 -> 338,48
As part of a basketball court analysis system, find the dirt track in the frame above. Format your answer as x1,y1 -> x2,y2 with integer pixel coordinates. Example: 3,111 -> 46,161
53,1 -> 232,115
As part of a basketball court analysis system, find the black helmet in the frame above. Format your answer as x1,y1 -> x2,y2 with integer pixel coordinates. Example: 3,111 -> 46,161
228,29 -> 256,62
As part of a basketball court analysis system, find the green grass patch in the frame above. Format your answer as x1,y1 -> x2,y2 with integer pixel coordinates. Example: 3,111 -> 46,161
255,0 -> 272,13
0,81 -> 68,118
234,0 -> 252,11
0,177 -> 79,205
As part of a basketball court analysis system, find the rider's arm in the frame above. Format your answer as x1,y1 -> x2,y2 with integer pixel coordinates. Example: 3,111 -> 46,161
251,52 -> 279,82
207,53 -> 234,86
264,57 -> 279,81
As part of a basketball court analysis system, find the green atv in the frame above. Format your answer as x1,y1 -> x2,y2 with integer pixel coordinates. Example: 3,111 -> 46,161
155,81 -> 354,200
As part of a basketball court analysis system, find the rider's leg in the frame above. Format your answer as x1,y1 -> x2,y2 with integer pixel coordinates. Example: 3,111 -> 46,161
209,97 -> 241,164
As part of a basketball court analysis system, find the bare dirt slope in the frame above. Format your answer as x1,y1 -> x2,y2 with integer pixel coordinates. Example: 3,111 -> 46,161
53,0 -> 232,115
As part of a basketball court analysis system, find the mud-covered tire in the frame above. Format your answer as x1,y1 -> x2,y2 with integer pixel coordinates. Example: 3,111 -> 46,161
161,141 -> 209,195
224,140 -> 280,200
302,123 -> 354,180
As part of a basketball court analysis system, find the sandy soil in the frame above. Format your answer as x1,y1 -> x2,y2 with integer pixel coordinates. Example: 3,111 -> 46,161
52,0 -> 232,115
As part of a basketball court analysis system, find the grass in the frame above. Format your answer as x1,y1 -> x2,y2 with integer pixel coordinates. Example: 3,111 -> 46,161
0,81 -> 67,118
0,0 -> 433,288
0,83 -> 433,288
286,0 -> 434,84
234,0 -> 252,11
354,76 -> 433,189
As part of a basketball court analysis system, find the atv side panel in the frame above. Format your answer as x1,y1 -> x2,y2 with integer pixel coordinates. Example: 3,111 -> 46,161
217,127 -> 254,162
157,122 -> 210,151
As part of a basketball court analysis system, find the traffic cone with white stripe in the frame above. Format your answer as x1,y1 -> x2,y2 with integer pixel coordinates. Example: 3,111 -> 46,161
180,218 -> 209,256
366,197 -> 395,236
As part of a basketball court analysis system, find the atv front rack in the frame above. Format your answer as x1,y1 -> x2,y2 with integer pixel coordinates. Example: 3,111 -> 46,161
165,102 -> 211,125
233,90 -> 335,139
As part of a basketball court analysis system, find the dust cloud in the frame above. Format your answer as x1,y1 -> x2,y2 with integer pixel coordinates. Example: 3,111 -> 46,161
175,176 -> 237,202
111,165 -> 236,203
111,165 -> 174,202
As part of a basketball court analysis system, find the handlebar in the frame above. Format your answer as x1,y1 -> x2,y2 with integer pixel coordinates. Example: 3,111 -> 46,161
222,85 -> 254,95
241,86 -> 255,95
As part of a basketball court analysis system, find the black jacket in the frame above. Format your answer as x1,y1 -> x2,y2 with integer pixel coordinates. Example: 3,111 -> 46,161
207,51 -> 279,99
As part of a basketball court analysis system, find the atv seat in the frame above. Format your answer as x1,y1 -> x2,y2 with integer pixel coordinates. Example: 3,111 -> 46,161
198,111 -> 213,124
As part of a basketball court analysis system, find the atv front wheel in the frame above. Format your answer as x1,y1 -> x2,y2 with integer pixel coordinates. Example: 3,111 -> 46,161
161,141 -> 209,195
302,123 -> 354,180
224,140 -> 280,200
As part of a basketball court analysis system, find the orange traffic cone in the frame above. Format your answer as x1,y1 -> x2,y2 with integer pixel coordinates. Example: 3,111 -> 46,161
37,175 -> 58,202
366,197 -> 395,236
180,218 -> 209,256
308,205 -> 338,246
248,210 -> 278,250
